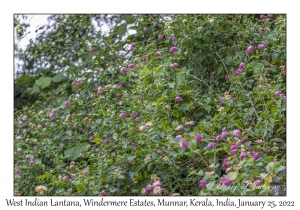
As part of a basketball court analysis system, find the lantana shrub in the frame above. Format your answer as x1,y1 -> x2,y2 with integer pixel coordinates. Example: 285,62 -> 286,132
14,14 -> 286,196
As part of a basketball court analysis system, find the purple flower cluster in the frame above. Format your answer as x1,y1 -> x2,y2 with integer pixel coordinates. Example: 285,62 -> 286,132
169,46 -> 178,53
104,138 -> 110,144
208,142 -> 215,149
142,55 -> 148,62
158,35 -> 164,39
239,62 -> 246,68
157,149 -> 163,155
155,51 -> 161,56
240,151 -> 247,159
216,135 -> 222,141
230,144 -> 237,154
130,112 -> 137,118
49,108 -> 57,118
185,121 -> 195,126
64,100 -> 70,107
120,113 -> 126,119
274,91 -> 281,97
62,175 -> 69,181
247,45 -> 255,53
232,129 -> 241,137
90,48 -> 96,52
215,131 -> 228,142
252,152 -> 260,160
174,96 -> 183,102
170,63 -> 178,68
180,140 -> 188,148
257,44 -> 266,50
234,68 -> 244,75
222,158 -> 228,169
128,63 -> 135,69
82,169 -> 89,175
99,190 -> 107,196
30,157 -> 35,164
120,67 -> 127,74
176,135 -> 183,140
219,177 -> 231,186
255,179 -> 263,185
194,134 -> 202,142
236,136 -> 248,145
147,37 -> 153,42
198,179 -> 206,188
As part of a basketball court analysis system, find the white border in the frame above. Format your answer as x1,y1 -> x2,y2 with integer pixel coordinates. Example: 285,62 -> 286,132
2,0 -> 299,209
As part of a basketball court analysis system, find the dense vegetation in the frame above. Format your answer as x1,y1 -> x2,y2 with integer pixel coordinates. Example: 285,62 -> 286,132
14,14 -> 286,196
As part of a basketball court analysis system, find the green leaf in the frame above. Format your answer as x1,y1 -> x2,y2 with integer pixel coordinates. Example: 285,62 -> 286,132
187,170 -> 196,177
196,170 -> 204,176
122,15 -> 135,24
117,175 -> 125,179
52,72 -> 67,83
275,165 -> 285,174
168,82 -> 174,88
266,162 -> 275,173
64,142 -> 89,160
35,77 -> 52,89
127,156 -> 136,162
249,63 -> 264,74
260,173 -> 268,180
117,23 -> 127,35
225,172 -> 238,181
27,85 -> 40,94
92,138 -> 102,144
76,183 -> 85,192
157,97 -> 165,104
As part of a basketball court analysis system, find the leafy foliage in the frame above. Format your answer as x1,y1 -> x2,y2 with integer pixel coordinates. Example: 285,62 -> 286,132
14,14 -> 286,196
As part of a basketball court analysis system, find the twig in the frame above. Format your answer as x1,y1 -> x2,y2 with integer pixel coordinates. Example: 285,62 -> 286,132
189,74 -> 221,97
215,52 -> 230,75
102,39 -> 121,60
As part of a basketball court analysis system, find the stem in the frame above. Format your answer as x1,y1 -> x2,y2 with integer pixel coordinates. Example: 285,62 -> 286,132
215,52 -> 230,75
189,74 -> 221,97
198,151 -> 210,168
102,39 -> 121,61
